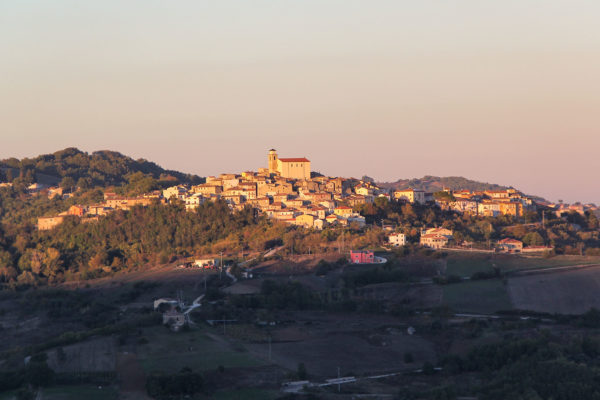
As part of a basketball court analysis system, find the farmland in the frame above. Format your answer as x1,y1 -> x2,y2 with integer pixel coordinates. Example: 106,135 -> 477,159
442,279 -> 513,314
508,266 -> 600,314
245,311 -> 436,378
445,253 -> 600,277
0,386 -> 118,400
137,326 -> 265,374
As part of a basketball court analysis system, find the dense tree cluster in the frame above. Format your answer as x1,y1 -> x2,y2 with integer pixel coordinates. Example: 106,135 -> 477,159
0,200 -> 273,285
0,147 -> 203,188
146,368 -> 204,399
443,332 -> 600,400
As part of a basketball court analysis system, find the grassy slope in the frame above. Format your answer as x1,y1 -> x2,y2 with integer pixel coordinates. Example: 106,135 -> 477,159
0,386 -> 119,400
137,326 -> 265,373
199,389 -> 279,400
445,253 -> 600,277
41,386 -> 118,400
442,280 -> 512,314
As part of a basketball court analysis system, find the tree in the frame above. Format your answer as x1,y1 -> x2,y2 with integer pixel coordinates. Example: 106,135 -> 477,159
60,176 -> 76,191
297,362 -> 308,380
76,177 -> 92,190
43,248 -> 63,279
24,361 -> 55,387
89,252 -> 107,272
522,232 -> 545,247
433,191 -> 456,202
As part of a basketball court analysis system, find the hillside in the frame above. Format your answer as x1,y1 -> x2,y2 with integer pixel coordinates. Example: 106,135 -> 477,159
0,147 -> 203,187
378,175 -> 511,193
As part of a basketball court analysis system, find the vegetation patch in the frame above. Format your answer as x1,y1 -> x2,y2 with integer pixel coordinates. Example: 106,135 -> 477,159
442,280 -> 512,314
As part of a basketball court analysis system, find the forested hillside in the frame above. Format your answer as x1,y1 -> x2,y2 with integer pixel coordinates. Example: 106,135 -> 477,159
0,147 -> 203,188
378,175 -> 510,192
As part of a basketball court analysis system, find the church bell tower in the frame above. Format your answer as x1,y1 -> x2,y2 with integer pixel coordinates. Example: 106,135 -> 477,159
268,149 -> 278,173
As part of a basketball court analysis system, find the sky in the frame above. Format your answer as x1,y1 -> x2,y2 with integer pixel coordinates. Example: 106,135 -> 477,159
1,1 -> 599,204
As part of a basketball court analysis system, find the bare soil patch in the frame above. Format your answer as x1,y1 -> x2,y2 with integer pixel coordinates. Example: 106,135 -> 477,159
116,352 -> 152,400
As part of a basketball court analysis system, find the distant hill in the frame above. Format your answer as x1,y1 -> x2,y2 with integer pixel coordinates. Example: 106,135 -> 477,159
0,147 -> 203,187
378,175 -> 511,193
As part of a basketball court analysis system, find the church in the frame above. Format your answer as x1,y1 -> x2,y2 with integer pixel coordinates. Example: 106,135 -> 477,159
268,149 -> 311,180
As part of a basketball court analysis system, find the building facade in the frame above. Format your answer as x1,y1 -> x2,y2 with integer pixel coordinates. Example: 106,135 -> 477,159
393,189 -> 426,204
267,149 -> 311,180
350,250 -> 375,264
388,233 -> 406,246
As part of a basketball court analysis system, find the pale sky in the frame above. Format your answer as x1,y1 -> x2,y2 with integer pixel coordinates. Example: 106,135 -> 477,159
1,1 -> 599,204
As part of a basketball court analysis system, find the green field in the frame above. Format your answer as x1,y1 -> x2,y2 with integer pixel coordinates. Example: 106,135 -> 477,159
138,326 -> 265,373
199,388 -> 279,400
442,279 -> 512,314
42,386 -> 118,400
0,386 -> 119,400
0,391 -> 17,400
445,254 -> 600,277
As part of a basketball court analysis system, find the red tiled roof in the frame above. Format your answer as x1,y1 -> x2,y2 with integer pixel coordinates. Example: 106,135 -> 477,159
278,158 -> 310,162
421,234 -> 448,239
498,238 -> 522,244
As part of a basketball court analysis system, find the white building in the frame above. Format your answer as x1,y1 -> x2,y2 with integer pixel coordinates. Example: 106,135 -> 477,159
185,193 -> 205,211
163,185 -> 188,200
388,233 -> 406,247
393,189 -> 426,204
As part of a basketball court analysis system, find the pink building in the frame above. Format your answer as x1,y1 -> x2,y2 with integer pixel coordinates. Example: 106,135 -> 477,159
350,250 -> 375,264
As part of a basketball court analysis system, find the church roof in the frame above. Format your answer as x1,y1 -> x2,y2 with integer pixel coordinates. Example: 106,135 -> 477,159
278,157 -> 310,162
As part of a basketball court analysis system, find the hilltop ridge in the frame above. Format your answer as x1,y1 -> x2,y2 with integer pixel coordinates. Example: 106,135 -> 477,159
378,175 -> 511,193
0,147 -> 203,187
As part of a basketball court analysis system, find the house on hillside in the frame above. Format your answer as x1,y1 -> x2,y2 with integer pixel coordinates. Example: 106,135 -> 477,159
163,308 -> 186,331
350,250 -> 375,264
420,234 -> 449,249
194,258 -> 220,269
393,189 -> 426,204
422,227 -> 453,238
388,233 -> 406,247
37,216 -> 65,231
497,238 -> 523,253
334,206 -> 354,217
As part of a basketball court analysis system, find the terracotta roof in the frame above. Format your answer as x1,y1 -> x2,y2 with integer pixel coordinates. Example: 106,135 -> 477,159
421,234 -> 449,239
278,157 -> 310,162
498,238 -> 522,244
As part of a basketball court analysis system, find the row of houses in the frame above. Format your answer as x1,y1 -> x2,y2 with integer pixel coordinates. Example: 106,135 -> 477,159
37,192 -> 159,230
436,189 -> 535,217
388,227 -> 553,253
387,187 -> 538,218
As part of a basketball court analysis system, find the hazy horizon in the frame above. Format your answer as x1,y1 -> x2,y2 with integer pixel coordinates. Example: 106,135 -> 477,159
1,1 -> 599,204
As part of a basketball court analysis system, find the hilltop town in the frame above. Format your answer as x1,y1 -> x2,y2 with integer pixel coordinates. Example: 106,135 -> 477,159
1,148 -> 600,400
29,149 -> 598,255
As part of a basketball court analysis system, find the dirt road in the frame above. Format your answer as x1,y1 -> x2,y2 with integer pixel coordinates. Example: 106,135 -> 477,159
116,352 -> 153,400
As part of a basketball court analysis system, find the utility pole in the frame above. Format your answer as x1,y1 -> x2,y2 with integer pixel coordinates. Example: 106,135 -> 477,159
268,333 -> 272,362
337,366 -> 341,392
542,210 -> 545,229
219,251 -> 223,280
